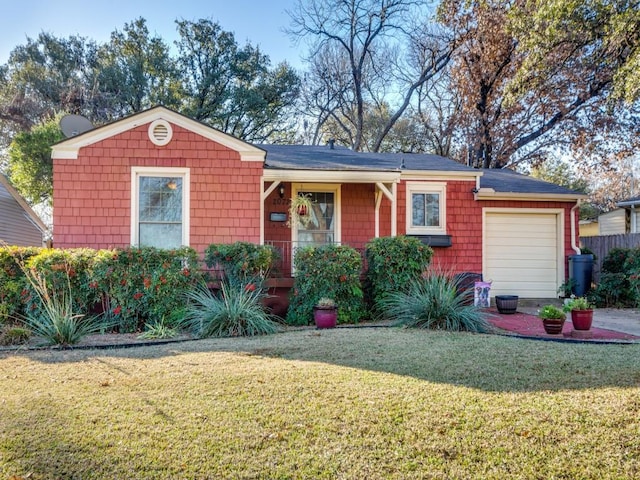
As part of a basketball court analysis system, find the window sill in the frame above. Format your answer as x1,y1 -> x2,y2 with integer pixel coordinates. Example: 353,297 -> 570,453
408,234 -> 452,247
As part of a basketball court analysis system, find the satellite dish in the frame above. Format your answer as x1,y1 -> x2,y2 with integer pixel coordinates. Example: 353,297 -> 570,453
60,115 -> 93,138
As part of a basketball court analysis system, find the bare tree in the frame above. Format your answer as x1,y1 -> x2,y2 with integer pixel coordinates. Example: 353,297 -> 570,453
288,0 -> 454,151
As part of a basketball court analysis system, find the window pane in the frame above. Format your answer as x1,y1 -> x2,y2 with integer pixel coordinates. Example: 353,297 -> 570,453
297,191 -> 335,246
412,192 -> 440,227
139,177 -> 182,222
139,223 -> 183,249
138,176 -> 183,248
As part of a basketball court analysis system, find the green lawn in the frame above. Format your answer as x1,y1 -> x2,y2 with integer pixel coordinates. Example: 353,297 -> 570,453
1,328 -> 639,479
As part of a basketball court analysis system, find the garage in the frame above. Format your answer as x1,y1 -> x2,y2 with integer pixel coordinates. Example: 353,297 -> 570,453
484,209 -> 563,298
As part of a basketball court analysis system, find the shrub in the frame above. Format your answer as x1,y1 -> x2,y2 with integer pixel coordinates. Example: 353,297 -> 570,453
92,247 -> 201,332
20,267 -> 109,346
381,271 -> 492,332
287,244 -> 365,325
184,280 -> 281,337
590,273 -> 631,308
0,246 -> 42,322
365,236 -> 433,319
25,248 -> 102,318
204,242 -> 279,282
602,247 -> 633,274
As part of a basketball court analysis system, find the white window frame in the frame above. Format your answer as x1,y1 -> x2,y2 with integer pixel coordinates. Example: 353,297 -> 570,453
131,166 -> 190,247
406,182 -> 447,235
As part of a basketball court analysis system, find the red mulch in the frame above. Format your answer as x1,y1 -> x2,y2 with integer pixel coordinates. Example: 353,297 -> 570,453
487,309 -> 640,342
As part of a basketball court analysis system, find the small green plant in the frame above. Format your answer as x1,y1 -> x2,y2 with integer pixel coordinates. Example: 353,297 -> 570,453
288,193 -> 314,228
138,316 -> 179,340
381,271 -> 493,333
316,297 -> 336,309
557,278 -> 577,297
538,305 -> 566,320
184,281 -> 281,337
562,296 -> 593,312
0,325 -> 32,346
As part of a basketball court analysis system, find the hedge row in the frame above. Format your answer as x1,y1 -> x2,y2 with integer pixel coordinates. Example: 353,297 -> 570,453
591,247 -> 640,308
1,236 -> 435,329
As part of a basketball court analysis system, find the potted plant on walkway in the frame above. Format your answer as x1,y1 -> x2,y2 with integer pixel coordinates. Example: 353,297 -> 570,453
288,193 -> 314,228
313,297 -> 338,329
563,296 -> 594,330
539,304 -> 566,334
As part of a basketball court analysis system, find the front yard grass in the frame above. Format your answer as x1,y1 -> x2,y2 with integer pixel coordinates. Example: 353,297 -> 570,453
1,328 -> 639,479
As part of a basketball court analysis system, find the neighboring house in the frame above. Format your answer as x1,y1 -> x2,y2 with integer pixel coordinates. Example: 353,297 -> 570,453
579,219 -> 599,237
596,198 -> 640,236
51,106 -> 586,298
0,174 -> 47,246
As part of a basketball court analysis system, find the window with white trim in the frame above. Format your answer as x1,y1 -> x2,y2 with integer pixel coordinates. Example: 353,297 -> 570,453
131,167 -> 190,248
406,182 -> 446,235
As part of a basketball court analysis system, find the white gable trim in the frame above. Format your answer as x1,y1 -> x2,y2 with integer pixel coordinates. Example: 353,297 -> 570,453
51,106 -> 266,162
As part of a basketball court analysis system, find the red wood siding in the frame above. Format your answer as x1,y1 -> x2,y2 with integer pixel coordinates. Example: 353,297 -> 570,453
53,123 -> 262,253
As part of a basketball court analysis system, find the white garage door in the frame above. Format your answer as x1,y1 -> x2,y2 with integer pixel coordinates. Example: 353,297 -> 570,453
484,211 -> 560,298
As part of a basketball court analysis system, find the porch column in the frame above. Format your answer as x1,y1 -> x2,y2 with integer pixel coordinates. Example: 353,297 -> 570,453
375,182 -> 397,237
261,179 -> 282,244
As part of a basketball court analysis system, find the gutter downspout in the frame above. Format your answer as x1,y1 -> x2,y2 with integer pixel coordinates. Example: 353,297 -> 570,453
570,201 -> 581,255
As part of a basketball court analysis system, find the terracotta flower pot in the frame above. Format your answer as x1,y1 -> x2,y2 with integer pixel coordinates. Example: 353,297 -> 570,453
313,307 -> 337,329
571,309 -> 593,330
542,318 -> 565,335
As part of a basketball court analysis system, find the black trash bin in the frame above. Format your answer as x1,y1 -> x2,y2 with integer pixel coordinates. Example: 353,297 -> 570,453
568,254 -> 594,297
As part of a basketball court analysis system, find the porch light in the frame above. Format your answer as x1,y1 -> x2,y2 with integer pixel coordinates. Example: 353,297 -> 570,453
279,184 -> 285,198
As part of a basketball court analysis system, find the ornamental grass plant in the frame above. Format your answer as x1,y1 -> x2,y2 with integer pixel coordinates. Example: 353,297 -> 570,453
184,280 -> 282,338
382,270 -> 493,333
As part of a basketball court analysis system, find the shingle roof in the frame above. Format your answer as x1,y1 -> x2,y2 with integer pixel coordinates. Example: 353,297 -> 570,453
260,144 -> 583,196
260,144 -> 472,172
478,168 -> 584,196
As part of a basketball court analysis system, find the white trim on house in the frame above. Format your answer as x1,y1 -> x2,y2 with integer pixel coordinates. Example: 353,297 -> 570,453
474,189 -> 587,202
52,106 -> 266,162
130,167 -> 190,248
405,182 -> 447,235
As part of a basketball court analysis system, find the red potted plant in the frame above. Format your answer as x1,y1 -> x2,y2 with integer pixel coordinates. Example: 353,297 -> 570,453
563,296 -> 594,331
313,297 -> 338,329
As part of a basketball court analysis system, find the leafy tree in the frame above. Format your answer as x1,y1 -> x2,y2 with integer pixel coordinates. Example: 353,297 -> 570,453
176,19 -> 300,141
7,116 -> 64,205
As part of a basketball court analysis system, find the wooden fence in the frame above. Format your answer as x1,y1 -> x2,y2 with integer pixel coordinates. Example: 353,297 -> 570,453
581,233 -> 640,281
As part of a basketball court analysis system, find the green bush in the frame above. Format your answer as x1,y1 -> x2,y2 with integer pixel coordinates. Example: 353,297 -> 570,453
92,247 -> 202,333
0,246 -> 42,322
287,244 -> 365,325
204,242 -> 279,282
602,247 -> 633,274
185,280 -> 281,337
381,271 -> 492,332
365,236 -> 433,319
25,248 -> 102,318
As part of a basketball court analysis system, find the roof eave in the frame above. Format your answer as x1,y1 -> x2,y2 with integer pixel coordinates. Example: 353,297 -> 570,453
263,169 -> 401,183
0,175 -> 48,234
474,190 -> 588,202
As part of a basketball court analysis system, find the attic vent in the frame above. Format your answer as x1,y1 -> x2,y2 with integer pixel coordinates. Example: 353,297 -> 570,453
148,119 -> 173,146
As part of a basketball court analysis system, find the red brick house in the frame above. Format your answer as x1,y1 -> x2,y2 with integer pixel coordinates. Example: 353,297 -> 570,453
51,106 -> 586,298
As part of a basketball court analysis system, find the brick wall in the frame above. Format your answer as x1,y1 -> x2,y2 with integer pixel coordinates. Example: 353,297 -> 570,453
53,123 -> 263,253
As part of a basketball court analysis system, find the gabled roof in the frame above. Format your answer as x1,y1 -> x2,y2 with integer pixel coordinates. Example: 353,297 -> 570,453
51,106 -> 266,162
0,174 -> 48,235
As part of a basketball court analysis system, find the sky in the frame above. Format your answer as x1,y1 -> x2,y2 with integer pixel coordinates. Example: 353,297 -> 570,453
0,0 -> 305,68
